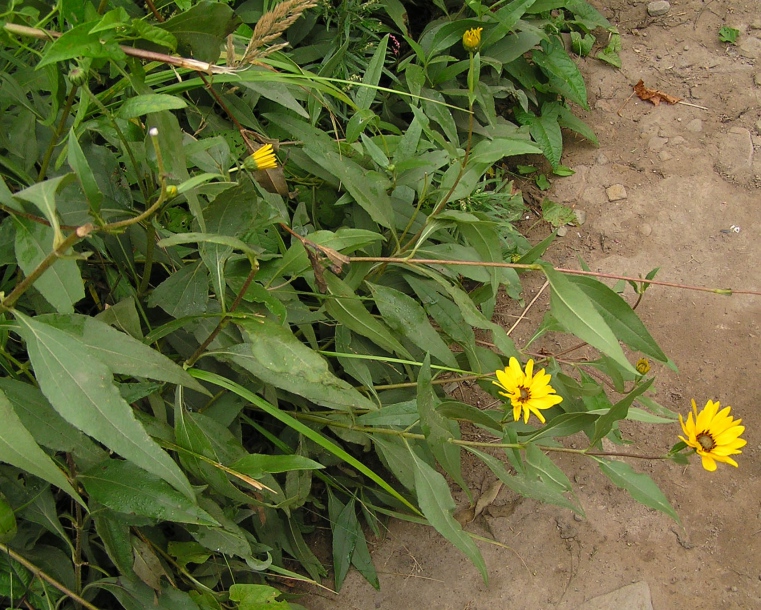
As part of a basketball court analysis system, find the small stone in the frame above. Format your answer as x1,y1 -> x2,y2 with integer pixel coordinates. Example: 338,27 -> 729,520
739,37 -> 761,59
731,586 -> 738,593
606,184 -> 628,201
683,44 -> 690,51
658,150 -> 673,161
671,135 -> 686,145
686,119 -> 703,133
557,226 -> 568,237
575,209 -> 587,225
648,136 -> 669,151
755,73 -> 761,87
647,0 -> 670,16
596,152 -> 610,165
755,119 -> 761,134
574,514 -> 584,522
639,223 -> 653,236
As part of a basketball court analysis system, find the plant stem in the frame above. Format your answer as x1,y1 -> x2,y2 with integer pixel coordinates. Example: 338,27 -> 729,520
0,543 -> 100,610
37,86 -> 78,181
0,224 -> 94,313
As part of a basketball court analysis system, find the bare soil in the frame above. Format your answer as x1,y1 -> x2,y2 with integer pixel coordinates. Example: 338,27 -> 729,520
303,1 -> 761,607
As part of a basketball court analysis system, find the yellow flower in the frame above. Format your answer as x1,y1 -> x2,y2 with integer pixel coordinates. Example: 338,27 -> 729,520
679,399 -> 746,471
243,144 -> 278,171
493,357 -> 563,424
462,27 -> 483,52
636,358 -> 650,375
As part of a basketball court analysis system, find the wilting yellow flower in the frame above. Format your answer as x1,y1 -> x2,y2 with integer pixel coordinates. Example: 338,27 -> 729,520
493,357 -> 563,424
243,144 -> 278,171
462,27 -> 483,52
636,358 -> 650,375
679,399 -> 746,471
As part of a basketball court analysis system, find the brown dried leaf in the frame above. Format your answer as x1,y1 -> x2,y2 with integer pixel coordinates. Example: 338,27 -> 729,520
633,79 -> 682,106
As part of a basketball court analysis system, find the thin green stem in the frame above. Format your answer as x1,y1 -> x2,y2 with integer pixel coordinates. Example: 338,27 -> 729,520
0,543 -> 99,610
37,86 -> 78,181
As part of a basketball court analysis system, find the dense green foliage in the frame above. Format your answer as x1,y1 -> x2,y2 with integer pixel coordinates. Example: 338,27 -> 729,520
0,0 -> 680,608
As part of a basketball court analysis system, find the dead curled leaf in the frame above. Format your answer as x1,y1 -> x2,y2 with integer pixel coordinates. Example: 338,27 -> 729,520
633,79 -> 682,106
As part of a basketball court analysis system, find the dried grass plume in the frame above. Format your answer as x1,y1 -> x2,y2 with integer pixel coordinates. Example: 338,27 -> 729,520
240,0 -> 319,64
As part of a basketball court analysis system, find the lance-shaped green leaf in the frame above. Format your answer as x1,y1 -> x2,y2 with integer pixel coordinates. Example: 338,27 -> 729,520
417,356 -> 469,497
13,311 -> 195,500
409,450 -> 487,582
541,264 -> 635,374
215,318 -> 376,411
595,458 -> 679,522
356,35 -> 389,110
14,217 -> 84,314
532,38 -> 589,110
324,273 -> 412,360
67,127 -> 103,214
37,314 -> 206,393
589,377 -> 654,448
366,282 -> 457,368
0,389 -> 84,506
79,459 -> 217,525
147,261 -> 209,319
116,94 -> 187,119
0,493 -> 16,543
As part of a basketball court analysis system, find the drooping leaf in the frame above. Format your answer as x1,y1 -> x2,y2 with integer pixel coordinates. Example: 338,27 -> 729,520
532,38 -> 589,109
356,35 -> 389,110
596,458 -> 679,522
14,311 -> 195,500
589,378 -> 654,448
159,1 -> 239,63
67,127 -> 103,214
147,261 -> 209,319
116,94 -> 188,119
0,388 -> 84,505
79,460 -> 218,525
38,20 -> 126,67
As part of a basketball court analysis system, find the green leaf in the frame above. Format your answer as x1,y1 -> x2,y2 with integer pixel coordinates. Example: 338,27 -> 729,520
468,137 -> 542,164
0,378 -> 106,469
13,174 -> 75,246
36,314 -> 207,392
14,311 -> 195,500
93,511 -> 133,575
131,19 -> 178,50
13,217 -> 84,314
417,356 -> 469,496
541,264 -> 635,374
356,35 -> 389,110
465,446 -> 582,514
0,389 -> 84,505
147,261 -> 209,318
38,20 -> 126,67
532,38 -> 589,109
116,94 -> 188,119
230,454 -> 324,478
67,128 -> 103,214
524,412 -> 598,442
541,199 -> 576,227
409,449 -> 487,582
324,273 -> 413,359
80,460 -> 218,525
595,458 -> 679,522
229,584 -> 290,609
216,317 -> 376,411
330,494 -> 359,592
0,493 -> 17,543
159,1 -> 238,63
589,378 -> 654,447
719,26 -> 739,44
366,282 -> 457,368
556,104 -> 599,146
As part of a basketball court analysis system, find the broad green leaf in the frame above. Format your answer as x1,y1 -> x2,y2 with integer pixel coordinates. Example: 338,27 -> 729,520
38,20 -> 126,67
116,94 -> 188,119
417,356 -> 469,496
231,454 -> 324,478
596,458 -> 679,522
14,311 -> 195,500
147,261 -> 209,318
94,296 -> 143,339
330,494 -> 358,592
557,104 -> 598,145
0,378 -> 106,470
524,443 -> 577,501
93,510 -> 133,575
366,282 -> 457,368
13,217 -> 84,314
167,541 -> 211,569
131,19 -> 178,50
159,1 -> 238,63
519,106 -> 563,169
356,35 -> 389,110
216,317 -> 376,411
0,388 -> 84,505
0,474 -> 71,548
541,199 -> 576,227
80,460 -> 217,525
438,401 -> 503,432
567,276 -> 668,362
95,577 -> 205,610
421,88 -> 458,144
466,446 -> 582,514
524,412 -> 598,442
67,127 -> 103,214
541,264 -> 636,374
37,314 -> 206,392
589,378 -> 654,447
468,136 -> 542,164
532,38 -> 589,109
409,450 -> 487,582
13,174 -> 75,247
324,273 -> 412,359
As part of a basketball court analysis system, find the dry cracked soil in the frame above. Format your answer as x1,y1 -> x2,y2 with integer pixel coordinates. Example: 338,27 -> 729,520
302,0 -> 761,607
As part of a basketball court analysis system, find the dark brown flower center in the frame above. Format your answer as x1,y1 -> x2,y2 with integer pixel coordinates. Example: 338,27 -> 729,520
697,431 -> 716,452
518,386 -> 531,402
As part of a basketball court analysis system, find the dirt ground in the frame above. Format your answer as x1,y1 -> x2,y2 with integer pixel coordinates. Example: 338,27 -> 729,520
302,0 -> 761,608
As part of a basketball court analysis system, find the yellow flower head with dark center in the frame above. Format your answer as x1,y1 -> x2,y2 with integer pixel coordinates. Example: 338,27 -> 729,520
636,358 -> 650,375
679,399 -> 746,471
243,144 -> 278,171
462,27 -> 483,52
493,357 -> 563,424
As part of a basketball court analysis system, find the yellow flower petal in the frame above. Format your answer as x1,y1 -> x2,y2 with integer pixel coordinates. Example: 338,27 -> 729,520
679,399 -> 746,471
